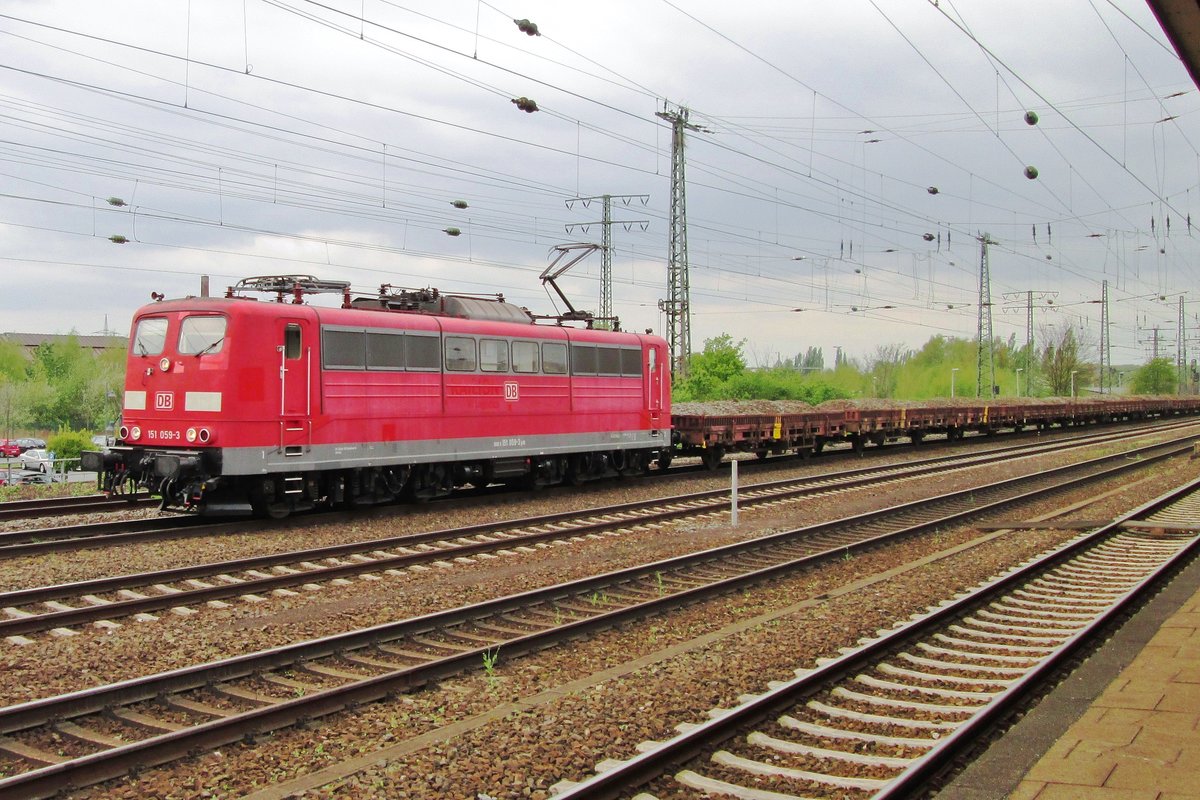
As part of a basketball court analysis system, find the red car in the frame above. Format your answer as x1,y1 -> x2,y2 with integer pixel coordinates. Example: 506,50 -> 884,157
0,439 -> 22,458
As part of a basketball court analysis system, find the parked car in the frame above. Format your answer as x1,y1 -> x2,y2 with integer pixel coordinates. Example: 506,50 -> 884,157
0,440 -> 20,458
15,438 -> 45,452
19,448 -> 54,472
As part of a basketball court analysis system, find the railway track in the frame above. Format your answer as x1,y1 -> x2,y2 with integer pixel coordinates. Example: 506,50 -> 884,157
2,427 -> 1194,641
0,493 -> 155,524
552,478 -> 1200,800
0,433 -> 1193,798
0,417 -> 1190,539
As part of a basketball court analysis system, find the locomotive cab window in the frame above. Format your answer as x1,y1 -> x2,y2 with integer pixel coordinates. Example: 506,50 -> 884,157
285,324 -> 302,359
445,337 -> 476,372
178,316 -> 227,356
132,317 -> 168,356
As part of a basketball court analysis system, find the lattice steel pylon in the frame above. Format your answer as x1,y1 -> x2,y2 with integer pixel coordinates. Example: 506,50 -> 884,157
565,194 -> 649,329
1100,280 -> 1110,393
1179,296 -> 1187,394
656,103 -> 705,378
976,233 -> 997,397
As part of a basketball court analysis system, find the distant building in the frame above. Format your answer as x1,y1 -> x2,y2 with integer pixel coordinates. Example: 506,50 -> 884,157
0,333 -> 127,358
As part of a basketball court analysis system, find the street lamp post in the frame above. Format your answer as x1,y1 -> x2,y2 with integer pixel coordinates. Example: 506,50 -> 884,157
1070,370 -> 1079,399
1016,367 -> 1024,397
950,367 -> 960,398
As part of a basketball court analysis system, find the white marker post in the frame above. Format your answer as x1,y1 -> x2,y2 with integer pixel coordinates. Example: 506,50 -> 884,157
730,458 -> 739,527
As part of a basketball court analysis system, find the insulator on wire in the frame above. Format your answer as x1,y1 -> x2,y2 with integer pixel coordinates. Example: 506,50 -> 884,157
927,186 -> 939,194
443,227 -> 461,237
451,200 -> 469,209
1024,110 -> 1039,125
1024,165 -> 1039,179
108,235 -> 128,244
514,18 -> 540,36
512,96 -> 539,113
923,232 -> 935,241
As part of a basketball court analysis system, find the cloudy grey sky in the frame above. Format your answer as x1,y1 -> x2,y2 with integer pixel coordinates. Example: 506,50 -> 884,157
1,0 -> 1197,366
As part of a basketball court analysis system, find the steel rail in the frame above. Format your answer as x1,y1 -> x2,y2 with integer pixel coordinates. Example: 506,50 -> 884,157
1,430 -> 1191,638
0,440 -> 1191,798
2,418 -> 1194,560
551,477 -> 1200,800
0,494 -> 154,523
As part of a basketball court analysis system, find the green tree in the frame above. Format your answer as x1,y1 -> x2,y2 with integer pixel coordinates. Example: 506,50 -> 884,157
676,334 -> 747,400
1040,325 -> 1093,396
1129,358 -> 1177,395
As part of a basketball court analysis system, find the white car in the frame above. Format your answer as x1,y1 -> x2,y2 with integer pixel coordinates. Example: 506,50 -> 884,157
19,448 -> 53,472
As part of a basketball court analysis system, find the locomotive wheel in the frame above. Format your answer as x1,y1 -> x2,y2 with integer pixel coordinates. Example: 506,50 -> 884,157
567,454 -> 588,486
407,464 -> 450,502
249,479 -> 291,519
657,450 -> 673,471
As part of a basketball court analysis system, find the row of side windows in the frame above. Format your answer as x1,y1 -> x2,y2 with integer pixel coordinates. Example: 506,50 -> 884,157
321,327 -> 643,377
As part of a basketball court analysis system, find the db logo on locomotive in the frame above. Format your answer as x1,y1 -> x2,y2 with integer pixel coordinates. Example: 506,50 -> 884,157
154,391 -> 175,411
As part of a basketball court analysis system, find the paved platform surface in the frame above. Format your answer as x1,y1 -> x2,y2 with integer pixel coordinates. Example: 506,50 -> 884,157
936,550 -> 1200,800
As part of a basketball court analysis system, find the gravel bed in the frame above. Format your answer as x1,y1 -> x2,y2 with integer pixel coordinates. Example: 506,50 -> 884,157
1,433 -> 1180,707
0,425 -> 1184,595
2,434 -> 1196,799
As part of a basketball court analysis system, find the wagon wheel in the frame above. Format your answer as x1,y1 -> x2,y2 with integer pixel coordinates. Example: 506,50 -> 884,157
700,446 -> 724,471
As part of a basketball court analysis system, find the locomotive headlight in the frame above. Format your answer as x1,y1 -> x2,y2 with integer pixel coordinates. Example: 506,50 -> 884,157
159,357 -> 172,372
186,427 -> 198,443
198,427 -> 213,444
118,425 -> 130,440
129,426 -> 142,440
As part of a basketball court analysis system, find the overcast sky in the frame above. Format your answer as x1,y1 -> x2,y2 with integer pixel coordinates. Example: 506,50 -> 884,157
2,0 -> 1197,368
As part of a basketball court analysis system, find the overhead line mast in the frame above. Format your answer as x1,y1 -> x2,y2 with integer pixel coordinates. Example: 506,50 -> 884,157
976,233 -> 997,398
566,194 -> 650,328
656,102 -> 707,378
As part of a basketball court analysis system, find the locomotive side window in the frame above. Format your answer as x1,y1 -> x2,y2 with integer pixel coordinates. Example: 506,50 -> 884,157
285,324 -> 302,359
405,335 -> 440,371
542,342 -> 568,375
479,339 -> 509,372
512,341 -> 539,373
323,329 -> 364,369
367,331 -> 405,370
570,344 -> 598,375
178,316 -> 227,355
597,346 -> 621,376
620,347 -> 642,377
132,317 -> 168,356
445,336 -> 476,371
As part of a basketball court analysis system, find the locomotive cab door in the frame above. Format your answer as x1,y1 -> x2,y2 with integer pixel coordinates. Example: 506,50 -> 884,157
646,344 -> 663,421
278,319 -> 311,453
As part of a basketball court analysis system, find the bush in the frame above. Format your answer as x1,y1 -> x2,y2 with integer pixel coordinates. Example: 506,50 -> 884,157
46,429 -> 95,468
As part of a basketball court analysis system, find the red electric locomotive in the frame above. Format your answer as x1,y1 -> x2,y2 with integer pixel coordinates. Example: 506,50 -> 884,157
83,275 -> 672,517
